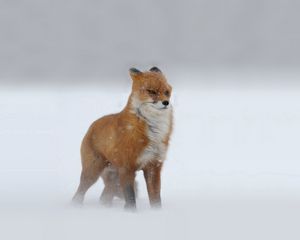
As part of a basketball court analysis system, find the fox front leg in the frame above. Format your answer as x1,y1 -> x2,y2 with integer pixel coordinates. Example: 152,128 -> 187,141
119,168 -> 136,209
143,162 -> 162,208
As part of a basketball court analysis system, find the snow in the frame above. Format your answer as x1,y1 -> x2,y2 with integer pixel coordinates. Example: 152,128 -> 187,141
1,78 -> 300,240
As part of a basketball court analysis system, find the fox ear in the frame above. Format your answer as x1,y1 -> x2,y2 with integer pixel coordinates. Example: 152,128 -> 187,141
129,68 -> 141,74
129,68 -> 142,80
149,66 -> 162,73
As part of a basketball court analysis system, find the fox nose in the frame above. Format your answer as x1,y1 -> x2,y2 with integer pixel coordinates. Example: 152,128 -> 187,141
162,100 -> 169,106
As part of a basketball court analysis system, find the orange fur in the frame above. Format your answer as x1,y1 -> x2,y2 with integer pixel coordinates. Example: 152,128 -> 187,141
72,67 -> 173,209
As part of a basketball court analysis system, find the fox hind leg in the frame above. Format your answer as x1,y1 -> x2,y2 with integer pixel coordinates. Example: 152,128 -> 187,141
72,153 -> 106,205
100,166 -> 139,207
100,166 -> 122,205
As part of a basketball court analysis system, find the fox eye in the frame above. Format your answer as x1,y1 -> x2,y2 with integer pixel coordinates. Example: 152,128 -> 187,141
147,89 -> 157,95
164,90 -> 170,96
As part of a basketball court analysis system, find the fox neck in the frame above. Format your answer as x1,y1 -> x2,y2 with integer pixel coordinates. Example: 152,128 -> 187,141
125,93 -> 172,169
126,92 -> 172,140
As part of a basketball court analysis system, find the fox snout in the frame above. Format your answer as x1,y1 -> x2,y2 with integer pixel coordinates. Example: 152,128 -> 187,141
152,100 -> 171,110
162,100 -> 169,106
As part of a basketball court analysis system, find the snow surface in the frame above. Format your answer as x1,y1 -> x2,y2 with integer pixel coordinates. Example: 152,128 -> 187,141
1,80 -> 300,239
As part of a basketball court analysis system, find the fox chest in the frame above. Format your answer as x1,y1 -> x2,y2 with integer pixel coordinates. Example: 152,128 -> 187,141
136,110 -> 172,169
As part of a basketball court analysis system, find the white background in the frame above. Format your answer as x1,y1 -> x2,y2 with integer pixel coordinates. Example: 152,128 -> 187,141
1,0 -> 300,238
1,71 -> 300,239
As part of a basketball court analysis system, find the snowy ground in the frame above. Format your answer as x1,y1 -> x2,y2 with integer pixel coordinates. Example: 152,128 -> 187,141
1,74 -> 300,239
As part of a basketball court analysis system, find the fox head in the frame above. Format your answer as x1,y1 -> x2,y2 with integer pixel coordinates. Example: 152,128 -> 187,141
129,67 -> 172,112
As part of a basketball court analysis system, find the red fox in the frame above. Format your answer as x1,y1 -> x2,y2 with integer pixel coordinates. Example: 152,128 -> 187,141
72,67 -> 173,209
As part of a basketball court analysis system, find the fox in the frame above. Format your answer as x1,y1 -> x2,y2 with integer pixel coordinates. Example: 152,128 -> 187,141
72,67 -> 173,209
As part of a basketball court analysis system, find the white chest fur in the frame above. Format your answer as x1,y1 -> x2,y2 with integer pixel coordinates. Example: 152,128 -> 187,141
131,96 -> 172,169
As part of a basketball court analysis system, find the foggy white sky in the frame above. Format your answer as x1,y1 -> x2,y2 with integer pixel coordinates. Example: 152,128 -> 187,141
0,0 -> 300,82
